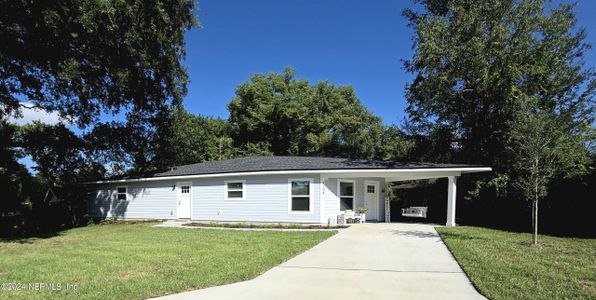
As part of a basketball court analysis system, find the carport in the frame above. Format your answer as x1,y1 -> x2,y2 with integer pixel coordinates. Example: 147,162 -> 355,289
319,165 -> 491,226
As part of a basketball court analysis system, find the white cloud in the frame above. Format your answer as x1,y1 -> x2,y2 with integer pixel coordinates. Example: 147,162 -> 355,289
8,102 -> 64,125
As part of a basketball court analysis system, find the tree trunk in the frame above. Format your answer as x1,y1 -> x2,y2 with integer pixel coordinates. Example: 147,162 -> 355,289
531,201 -> 535,234
533,198 -> 539,245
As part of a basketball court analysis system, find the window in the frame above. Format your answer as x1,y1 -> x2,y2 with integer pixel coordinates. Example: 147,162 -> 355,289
116,186 -> 127,201
225,181 -> 244,199
181,186 -> 190,194
339,181 -> 354,211
367,185 -> 375,193
289,179 -> 312,213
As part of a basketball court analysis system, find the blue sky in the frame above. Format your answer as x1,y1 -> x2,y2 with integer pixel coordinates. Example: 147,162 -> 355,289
183,0 -> 596,125
184,0 -> 416,125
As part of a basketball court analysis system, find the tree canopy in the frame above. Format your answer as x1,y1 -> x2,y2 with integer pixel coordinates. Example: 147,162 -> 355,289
0,0 -> 198,127
403,0 -> 594,169
228,67 -> 409,159
155,108 -> 236,167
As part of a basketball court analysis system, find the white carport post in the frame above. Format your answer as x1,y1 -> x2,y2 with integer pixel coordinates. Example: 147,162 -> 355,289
446,176 -> 458,227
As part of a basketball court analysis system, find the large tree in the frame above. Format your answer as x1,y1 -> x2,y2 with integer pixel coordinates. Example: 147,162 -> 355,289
404,0 -> 593,166
403,0 -> 594,224
0,1 -> 198,231
228,68 -> 407,159
1,0 -> 198,171
1,0 -> 197,126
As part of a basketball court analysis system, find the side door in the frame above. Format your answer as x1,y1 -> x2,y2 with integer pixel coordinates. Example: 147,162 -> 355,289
176,182 -> 192,219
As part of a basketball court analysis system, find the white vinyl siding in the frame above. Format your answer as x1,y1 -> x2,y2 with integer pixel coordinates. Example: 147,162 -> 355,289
88,174 -> 385,223
89,181 -> 177,219
192,174 -> 321,223
322,177 -> 338,223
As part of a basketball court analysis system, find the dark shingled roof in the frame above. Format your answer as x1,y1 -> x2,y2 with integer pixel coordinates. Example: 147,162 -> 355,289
152,156 -> 482,178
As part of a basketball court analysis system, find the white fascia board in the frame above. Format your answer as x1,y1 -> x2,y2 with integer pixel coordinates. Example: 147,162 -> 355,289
459,167 -> 493,173
86,167 -> 492,185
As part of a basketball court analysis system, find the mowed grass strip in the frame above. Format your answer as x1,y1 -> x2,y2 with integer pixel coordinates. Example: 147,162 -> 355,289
436,226 -> 596,300
0,223 -> 335,299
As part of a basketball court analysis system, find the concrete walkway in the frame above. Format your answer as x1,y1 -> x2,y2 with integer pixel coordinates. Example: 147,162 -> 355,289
151,223 -> 485,300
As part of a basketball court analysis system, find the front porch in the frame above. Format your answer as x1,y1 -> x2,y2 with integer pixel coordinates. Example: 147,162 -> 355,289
320,167 -> 490,226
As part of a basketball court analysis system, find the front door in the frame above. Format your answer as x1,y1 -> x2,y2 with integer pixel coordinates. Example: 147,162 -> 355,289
177,182 -> 191,219
364,181 -> 379,220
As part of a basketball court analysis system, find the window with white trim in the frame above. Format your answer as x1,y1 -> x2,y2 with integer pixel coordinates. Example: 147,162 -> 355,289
116,186 -> 127,201
367,185 -> 375,193
290,180 -> 311,212
339,181 -> 354,211
225,181 -> 244,199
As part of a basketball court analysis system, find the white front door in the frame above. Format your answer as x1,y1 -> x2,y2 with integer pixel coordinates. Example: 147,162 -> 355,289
364,181 -> 379,220
177,182 -> 191,219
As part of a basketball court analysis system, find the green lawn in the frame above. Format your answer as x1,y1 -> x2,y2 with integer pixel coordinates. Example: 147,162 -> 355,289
436,226 -> 596,300
0,222 -> 335,299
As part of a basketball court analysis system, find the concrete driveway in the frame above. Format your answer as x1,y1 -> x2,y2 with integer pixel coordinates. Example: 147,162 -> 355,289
152,223 -> 485,300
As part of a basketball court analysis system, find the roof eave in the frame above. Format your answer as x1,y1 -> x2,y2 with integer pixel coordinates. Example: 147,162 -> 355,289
85,167 -> 492,185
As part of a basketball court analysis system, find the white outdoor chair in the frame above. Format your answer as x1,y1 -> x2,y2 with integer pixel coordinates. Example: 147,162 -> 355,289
344,210 -> 363,224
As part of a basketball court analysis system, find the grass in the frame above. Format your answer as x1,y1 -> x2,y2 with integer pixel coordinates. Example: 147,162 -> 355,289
0,222 -> 335,299
436,226 -> 596,300
184,222 -> 349,229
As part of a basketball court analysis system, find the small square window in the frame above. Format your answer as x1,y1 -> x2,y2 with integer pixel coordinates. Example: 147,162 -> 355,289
291,181 -> 310,196
181,186 -> 190,194
291,197 -> 310,211
340,197 -> 354,210
227,190 -> 243,198
367,185 -> 375,193
340,182 -> 354,196
117,187 -> 127,201
227,182 -> 243,190
225,181 -> 244,199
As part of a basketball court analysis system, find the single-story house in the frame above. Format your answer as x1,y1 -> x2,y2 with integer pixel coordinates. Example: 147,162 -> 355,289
87,156 -> 491,226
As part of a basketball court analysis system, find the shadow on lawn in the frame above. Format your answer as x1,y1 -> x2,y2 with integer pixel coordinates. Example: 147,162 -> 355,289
0,230 -> 64,244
